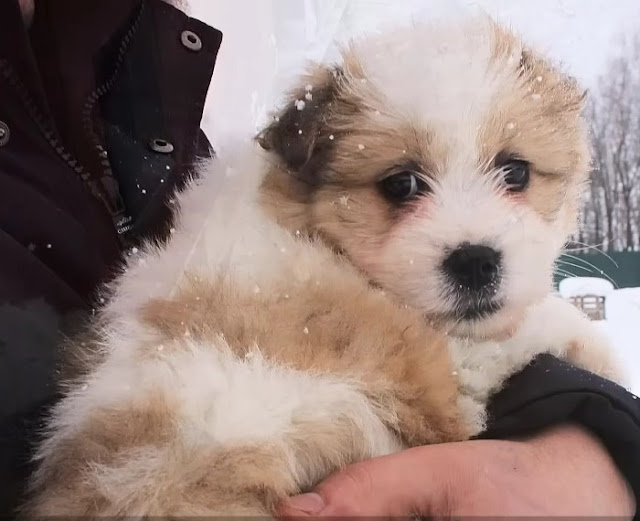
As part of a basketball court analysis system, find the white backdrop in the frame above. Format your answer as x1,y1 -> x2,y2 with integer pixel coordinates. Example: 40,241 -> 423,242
189,0 -> 640,146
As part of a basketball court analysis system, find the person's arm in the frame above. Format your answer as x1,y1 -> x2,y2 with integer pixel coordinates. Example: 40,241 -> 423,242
278,355 -> 640,518
278,423 -> 634,518
480,353 -> 640,516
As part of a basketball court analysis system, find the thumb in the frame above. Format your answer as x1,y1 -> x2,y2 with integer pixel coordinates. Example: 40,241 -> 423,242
277,445 -> 457,518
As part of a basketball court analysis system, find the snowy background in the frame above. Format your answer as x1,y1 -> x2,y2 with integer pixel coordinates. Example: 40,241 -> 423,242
597,290 -> 640,394
189,0 -> 640,141
188,0 -> 640,395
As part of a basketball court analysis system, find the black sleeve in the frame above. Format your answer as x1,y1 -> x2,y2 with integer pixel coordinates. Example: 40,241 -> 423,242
480,353 -> 640,519
0,231 -> 82,516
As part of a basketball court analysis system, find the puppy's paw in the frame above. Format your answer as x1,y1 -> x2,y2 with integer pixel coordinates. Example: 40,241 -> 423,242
508,295 -> 626,386
565,330 -> 627,386
456,394 -> 488,438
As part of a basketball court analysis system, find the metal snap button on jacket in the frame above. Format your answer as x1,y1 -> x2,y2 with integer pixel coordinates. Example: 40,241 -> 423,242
0,121 -> 9,146
181,30 -> 202,52
149,138 -> 174,154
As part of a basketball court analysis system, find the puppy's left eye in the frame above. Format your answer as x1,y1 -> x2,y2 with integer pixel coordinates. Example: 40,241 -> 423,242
379,171 -> 430,203
497,158 -> 530,192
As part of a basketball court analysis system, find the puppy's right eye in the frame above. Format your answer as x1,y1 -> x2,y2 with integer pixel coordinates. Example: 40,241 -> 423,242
494,153 -> 530,193
379,171 -> 429,203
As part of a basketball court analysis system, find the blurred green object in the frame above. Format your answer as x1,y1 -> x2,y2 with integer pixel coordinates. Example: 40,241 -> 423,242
555,251 -> 640,289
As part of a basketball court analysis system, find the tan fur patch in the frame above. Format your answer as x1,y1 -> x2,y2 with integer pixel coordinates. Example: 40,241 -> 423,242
259,75 -> 450,261
140,271 -> 467,446
484,21 -> 589,221
26,394 -> 296,517
24,393 -> 177,516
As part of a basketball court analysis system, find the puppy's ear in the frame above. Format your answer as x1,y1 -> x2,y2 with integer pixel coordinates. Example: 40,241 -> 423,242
257,66 -> 343,181
518,48 -> 587,113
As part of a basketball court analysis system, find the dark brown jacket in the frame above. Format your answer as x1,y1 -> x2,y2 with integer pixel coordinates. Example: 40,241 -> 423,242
0,0 -> 221,512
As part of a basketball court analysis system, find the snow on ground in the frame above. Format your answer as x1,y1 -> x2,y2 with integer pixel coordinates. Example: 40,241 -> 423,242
557,277 -> 639,394
596,288 -> 640,396
559,277 -> 615,298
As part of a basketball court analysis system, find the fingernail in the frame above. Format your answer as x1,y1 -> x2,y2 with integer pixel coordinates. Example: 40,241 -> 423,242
285,492 -> 325,514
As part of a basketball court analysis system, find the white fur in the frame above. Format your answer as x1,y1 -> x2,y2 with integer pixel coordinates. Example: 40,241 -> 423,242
355,18 -> 519,146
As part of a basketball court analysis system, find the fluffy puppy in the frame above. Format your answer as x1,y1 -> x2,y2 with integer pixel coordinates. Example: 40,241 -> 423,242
259,16 -> 623,426
24,150 -> 465,518
24,16 -> 621,518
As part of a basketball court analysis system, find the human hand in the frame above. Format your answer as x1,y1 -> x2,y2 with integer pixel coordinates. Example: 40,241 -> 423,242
278,423 -> 635,519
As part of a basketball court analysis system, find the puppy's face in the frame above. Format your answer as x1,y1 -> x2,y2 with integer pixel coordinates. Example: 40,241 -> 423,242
259,18 -> 590,341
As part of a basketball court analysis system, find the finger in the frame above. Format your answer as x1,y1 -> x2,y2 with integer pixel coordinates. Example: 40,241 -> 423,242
277,444 -> 460,518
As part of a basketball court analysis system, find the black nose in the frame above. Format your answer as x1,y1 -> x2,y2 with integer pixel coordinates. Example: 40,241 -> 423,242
443,244 -> 502,291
